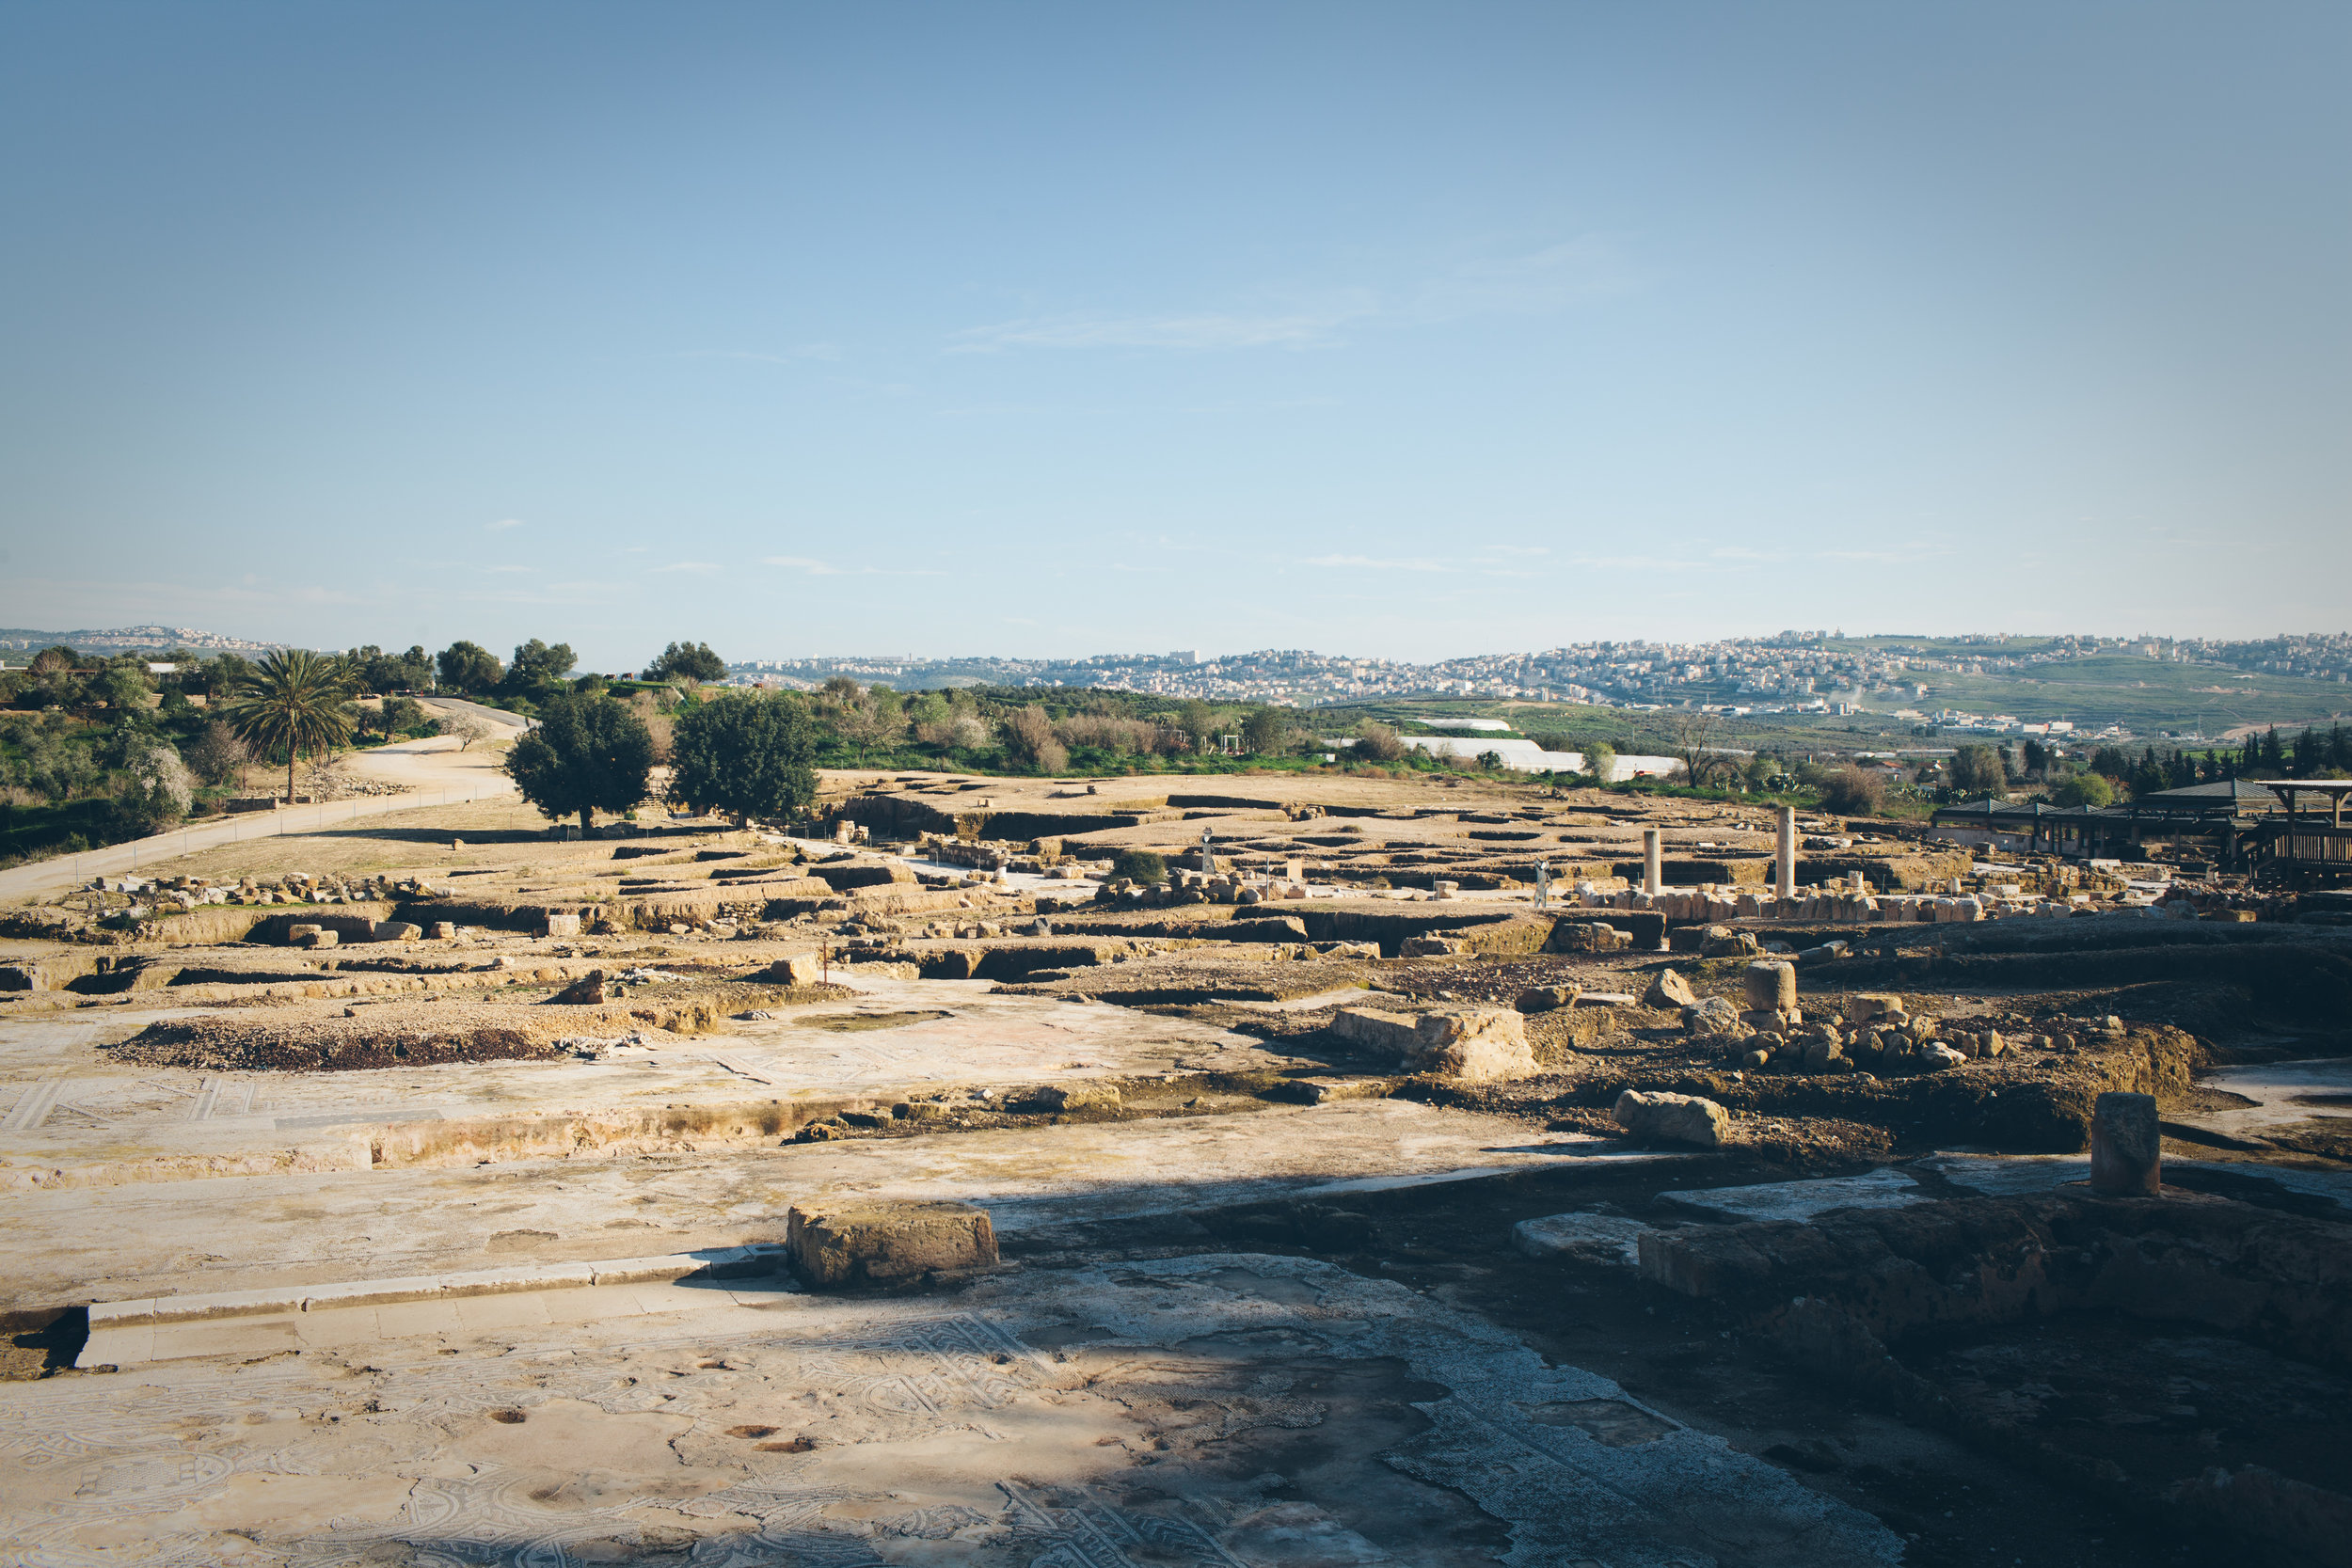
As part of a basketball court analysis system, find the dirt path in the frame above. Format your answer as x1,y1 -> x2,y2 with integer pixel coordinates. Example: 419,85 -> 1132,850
0,732 -> 516,904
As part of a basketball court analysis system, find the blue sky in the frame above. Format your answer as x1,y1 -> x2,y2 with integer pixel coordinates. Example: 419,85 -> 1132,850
3,2 -> 2346,669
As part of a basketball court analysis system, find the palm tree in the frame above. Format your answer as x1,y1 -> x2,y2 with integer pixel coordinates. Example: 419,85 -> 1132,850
221,649 -> 356,800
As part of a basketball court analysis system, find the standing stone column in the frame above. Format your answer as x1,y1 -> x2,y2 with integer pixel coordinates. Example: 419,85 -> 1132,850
2090,1092 -> 2162,1196
1642,830 -> 1662,895
1776,806 -> 1797,901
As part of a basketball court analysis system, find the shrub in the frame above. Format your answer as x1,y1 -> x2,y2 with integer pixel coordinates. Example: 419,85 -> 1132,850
1818,765 -> 1885,816
2050,772 -> 2115,808
1000,705 -> 1068,773
1352,723 -> 1406,763
1111,848 -> 1167,884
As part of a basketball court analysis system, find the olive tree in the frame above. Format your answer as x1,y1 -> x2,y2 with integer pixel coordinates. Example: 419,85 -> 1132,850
669,691 -> 818,821
504,692 -> 655,836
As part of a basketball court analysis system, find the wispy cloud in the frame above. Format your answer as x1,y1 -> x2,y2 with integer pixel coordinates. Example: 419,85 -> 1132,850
677,345 -> 842,365
760,555 -> 946,578
950,307 -> 1366,354
950,237 -> 1635,355
486,517 -> 526,531
1300,553 -> 1455,573
654,561 -> 722,575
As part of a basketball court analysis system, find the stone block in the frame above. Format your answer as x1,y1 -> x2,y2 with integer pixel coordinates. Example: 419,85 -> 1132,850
300,929 -> 338,949
284,923 -> 322,945
1548,919 -> 1631,954
1743,959 -> 1796,1013
1329,1005 -> 1535,1081
2090,1091 -> 2161,1195
427,921 -> 456,940
544,913 -> 582,937
372,921 -> 422,942
1612,1090 -> 1728,1148
786,1200 -> 997,1287
1399,935 -> 1469,958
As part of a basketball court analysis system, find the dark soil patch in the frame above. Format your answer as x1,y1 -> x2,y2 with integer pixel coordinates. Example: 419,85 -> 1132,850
786,1009 -> 952,1033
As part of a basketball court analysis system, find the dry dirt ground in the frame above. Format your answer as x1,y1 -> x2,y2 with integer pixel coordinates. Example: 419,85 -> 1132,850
2,768 -> 2348,1567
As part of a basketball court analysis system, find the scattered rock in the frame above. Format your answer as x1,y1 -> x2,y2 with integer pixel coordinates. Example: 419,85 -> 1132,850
1642,968 -> 1697,1009
1515,984 -> 1582,1015
1613,1089 -> 1729,1148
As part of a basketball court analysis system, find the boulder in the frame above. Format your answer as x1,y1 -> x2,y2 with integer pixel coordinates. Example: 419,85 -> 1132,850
1515,985 -> 1582,1015
1642,968 -> 1698,1009
1682,996 -> 1741,1035
1330,1005 -> 1536,1081
1612,1090 -> 1729,1148
1915,1042 -> 1967,1072
548,970 -> 610,1005
1851,992 -> 1907,1023
1028,1082 -> 1122,1115
786,1199 -> 997,1287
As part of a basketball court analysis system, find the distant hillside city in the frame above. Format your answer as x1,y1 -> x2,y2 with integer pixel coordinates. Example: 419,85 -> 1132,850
6,626 -> 2347,742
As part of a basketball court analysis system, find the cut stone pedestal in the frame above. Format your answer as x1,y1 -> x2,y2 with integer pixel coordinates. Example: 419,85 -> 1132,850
2090,1091 -> 2161,1196
786,1199 -> 998,1287
1743,959 -> 1796,1013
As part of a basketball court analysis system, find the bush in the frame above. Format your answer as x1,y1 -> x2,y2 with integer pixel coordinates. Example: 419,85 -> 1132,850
1818,765 -> 1885,816
2050,772 -> 2115,808
1352,722 -> 1406,763
1000,705 -> 1068,774
1111,848 -> 1168,884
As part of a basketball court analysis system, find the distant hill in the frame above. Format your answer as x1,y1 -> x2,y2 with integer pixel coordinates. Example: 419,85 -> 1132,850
0,625 -> 285,656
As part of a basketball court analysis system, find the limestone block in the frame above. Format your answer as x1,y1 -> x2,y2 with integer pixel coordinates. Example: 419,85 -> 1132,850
373,921 -> 422,942
1330,1005 -> 1535,1081
544,912 -> 583,937
1399,936 -> 1468,958
548,971 -> 609,1005
301,929 -> 338,949
1642,968 -> 1697,1009
284,923 -> 323,945
1548,919 -> 1630,954
1743,959 -> 1796,1013
786,1199 -> 997,1287
1612,1090 -> 1728,1148
1851,992 -> 1906,1023
2090,1091 -> 2161,1195
427,922 -> 457,940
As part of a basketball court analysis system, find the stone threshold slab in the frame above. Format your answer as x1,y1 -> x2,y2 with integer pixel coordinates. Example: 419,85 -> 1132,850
86,1243 -> 787,1327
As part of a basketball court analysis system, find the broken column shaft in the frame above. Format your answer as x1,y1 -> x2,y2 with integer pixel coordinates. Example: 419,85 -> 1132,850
1642,829 -> 1662,895
1776,806 -> 1797,900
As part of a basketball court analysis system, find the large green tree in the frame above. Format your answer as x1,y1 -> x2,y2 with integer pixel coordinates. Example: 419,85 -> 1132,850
668,692 -> 818,822
505,691 -> 655,835
502,639 -> 578,697
436,641 -> 505,694
644,641 -> 727,684
220,649 -> 356,800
